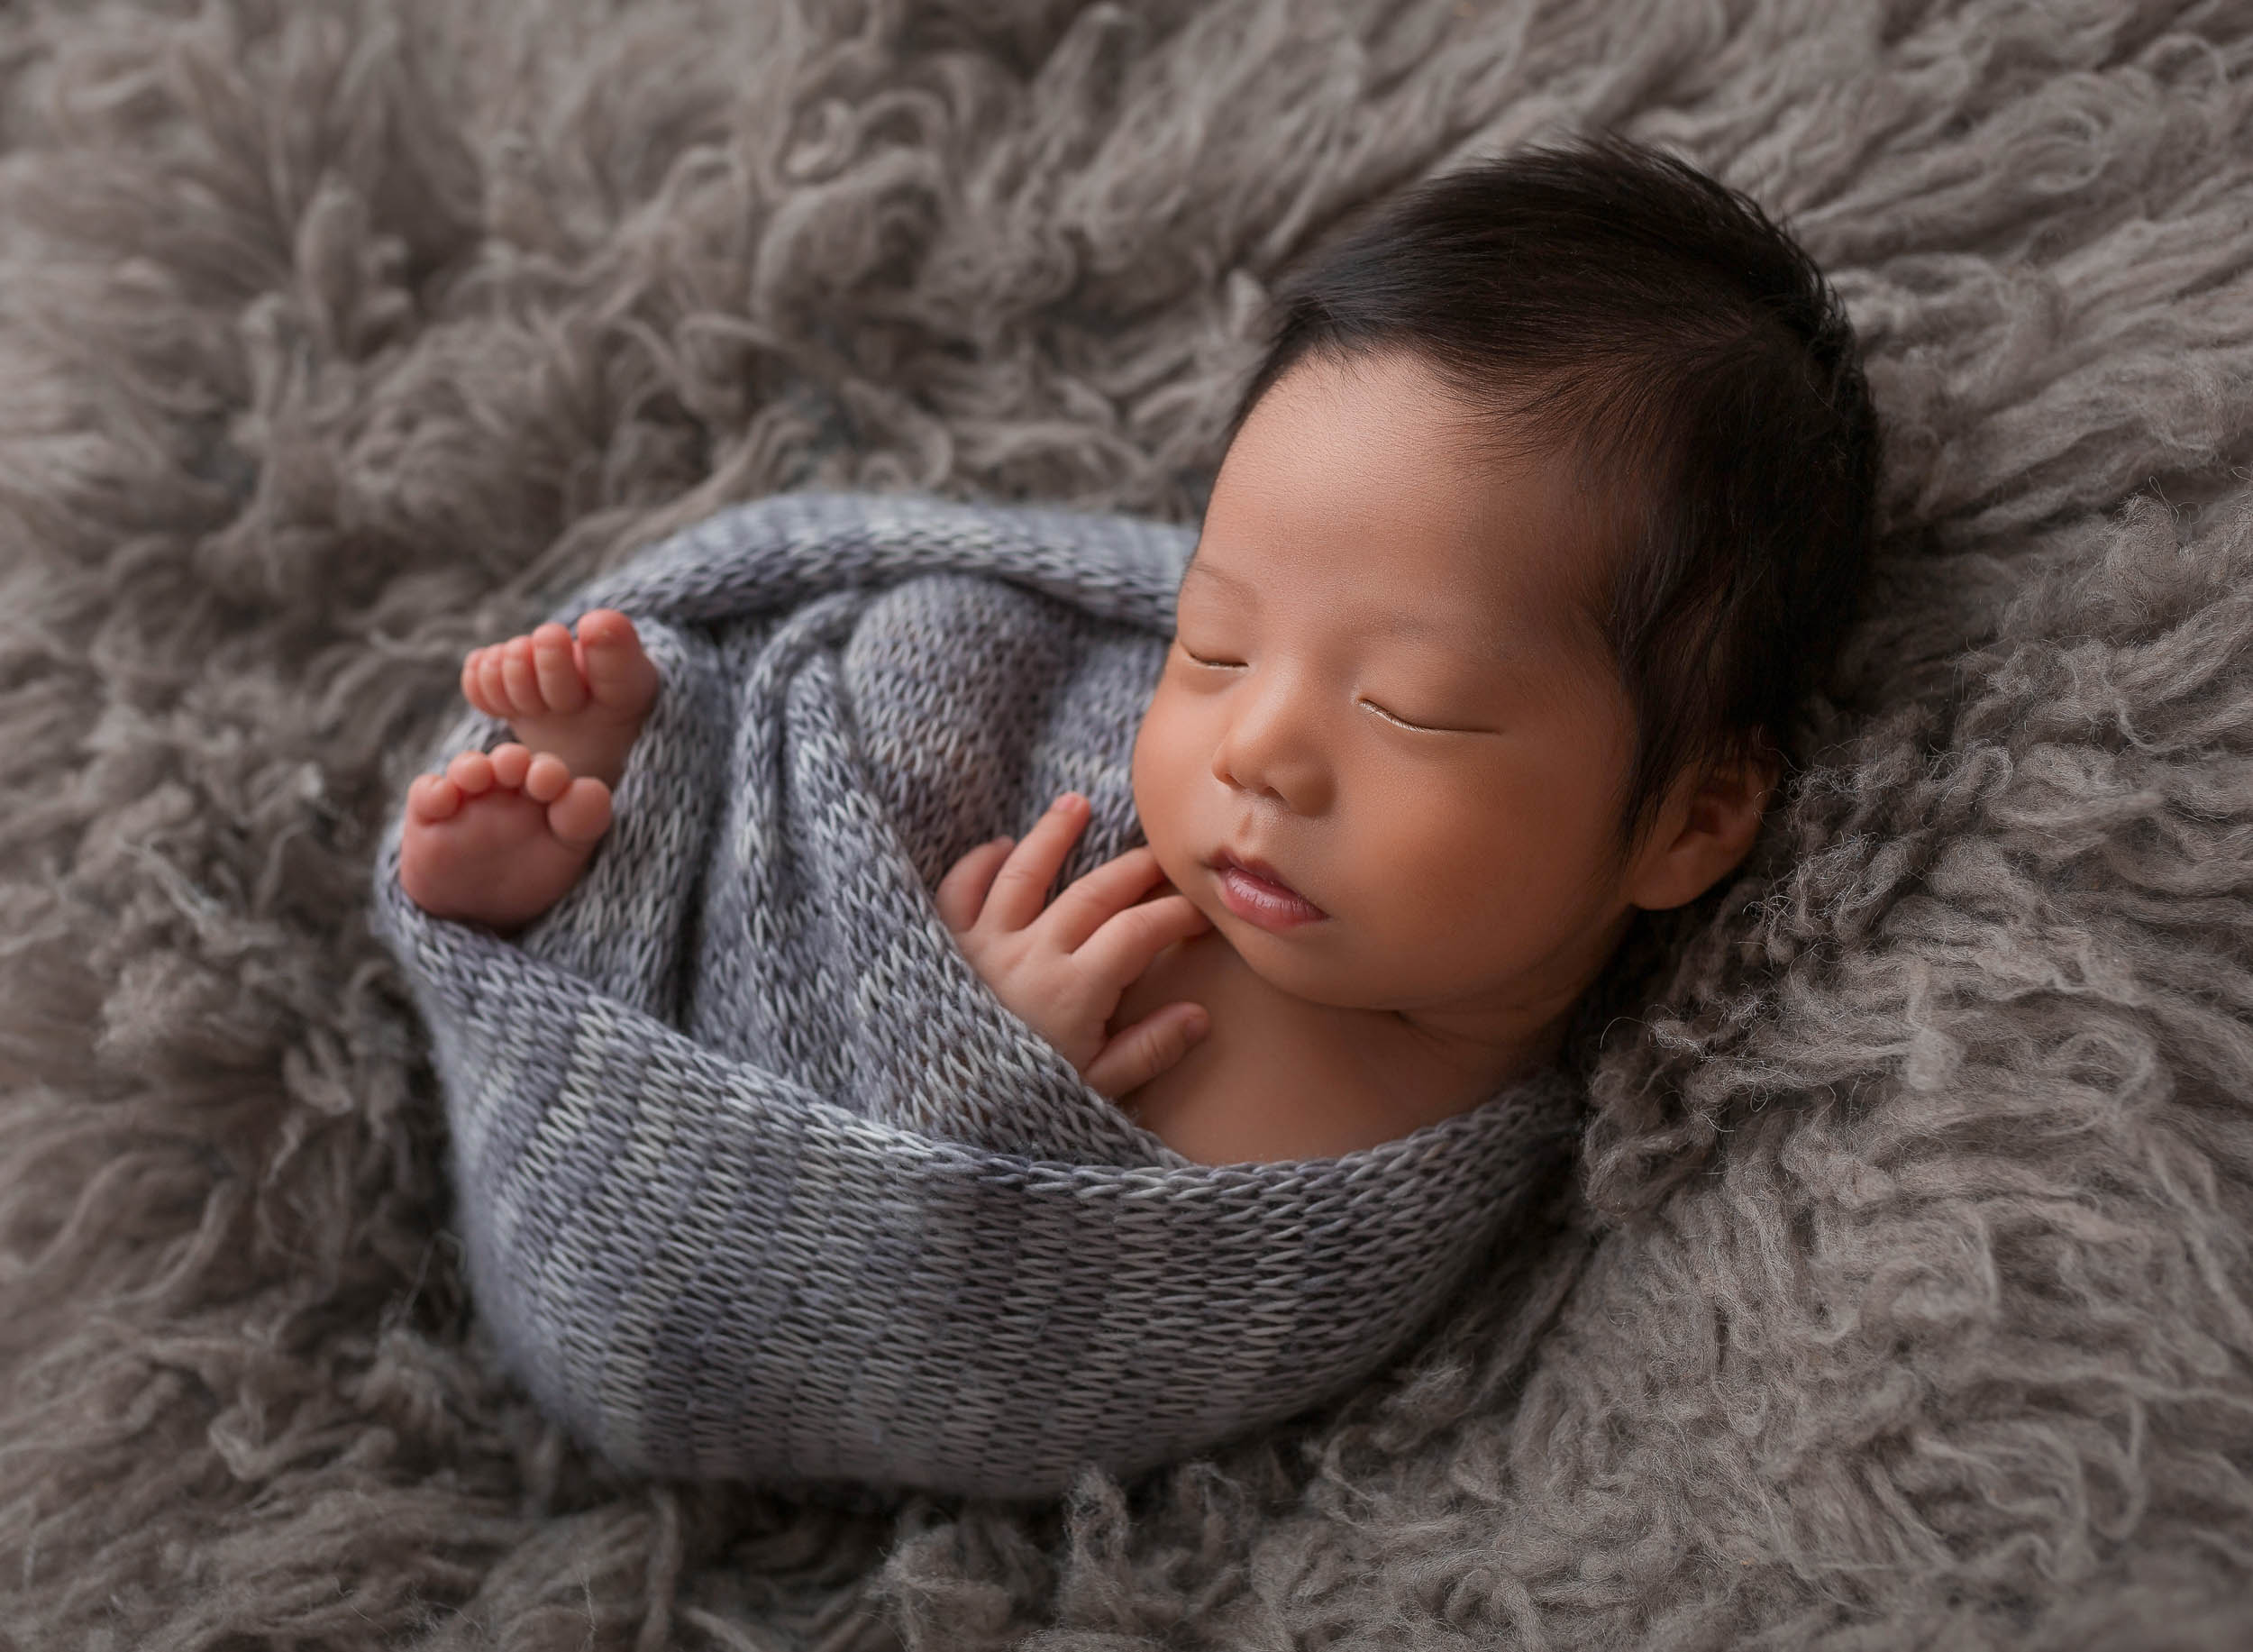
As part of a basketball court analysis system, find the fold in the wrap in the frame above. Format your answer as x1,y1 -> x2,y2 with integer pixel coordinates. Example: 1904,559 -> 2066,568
370,491 -> 1580,1499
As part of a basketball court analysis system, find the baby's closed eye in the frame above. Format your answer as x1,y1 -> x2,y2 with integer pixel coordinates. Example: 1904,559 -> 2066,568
1181,644 -> 1496,735
1178,645 -> 1242,670
1358,698 -> 1454,734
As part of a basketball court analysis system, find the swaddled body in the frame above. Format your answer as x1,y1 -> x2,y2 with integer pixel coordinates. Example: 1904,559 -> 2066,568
379,140 -> 1879,1492
372,490 -> 1585,1495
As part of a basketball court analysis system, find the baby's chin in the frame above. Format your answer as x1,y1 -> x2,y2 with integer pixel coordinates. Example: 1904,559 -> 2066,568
1205,907 -> 1386,1010
1149,838 -> 1389,1008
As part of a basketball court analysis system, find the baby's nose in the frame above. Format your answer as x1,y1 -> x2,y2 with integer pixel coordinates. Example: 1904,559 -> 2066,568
1209,689 -> 1331,815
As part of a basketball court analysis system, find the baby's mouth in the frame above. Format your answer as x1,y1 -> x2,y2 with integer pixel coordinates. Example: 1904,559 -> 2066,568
1209,852 -> 1327,928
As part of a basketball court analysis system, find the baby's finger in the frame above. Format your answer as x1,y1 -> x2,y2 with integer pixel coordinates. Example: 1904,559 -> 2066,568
981,793 -> 1090,932
1042,844 -> 1166,953
1083,1000 -> 1209,1101
934,836 -> 1015,933
1077,893 -> 1213,991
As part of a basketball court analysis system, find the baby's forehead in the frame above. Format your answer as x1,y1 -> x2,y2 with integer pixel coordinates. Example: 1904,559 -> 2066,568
1190,348 -> 1624,655
1178,539 -> 1608,679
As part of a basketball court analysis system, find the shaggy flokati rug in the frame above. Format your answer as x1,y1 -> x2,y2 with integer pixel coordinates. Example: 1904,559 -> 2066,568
2,0 -> 2250,1646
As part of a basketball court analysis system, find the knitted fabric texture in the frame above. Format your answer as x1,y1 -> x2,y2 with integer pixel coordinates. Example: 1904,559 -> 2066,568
366,488 -> 1580,1500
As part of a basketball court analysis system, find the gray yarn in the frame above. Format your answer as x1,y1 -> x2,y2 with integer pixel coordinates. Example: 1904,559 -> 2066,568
367,488 -> 1580,1500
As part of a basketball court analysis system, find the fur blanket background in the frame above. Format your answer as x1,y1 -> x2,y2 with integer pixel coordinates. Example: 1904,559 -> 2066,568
2,0 -> 2249,1646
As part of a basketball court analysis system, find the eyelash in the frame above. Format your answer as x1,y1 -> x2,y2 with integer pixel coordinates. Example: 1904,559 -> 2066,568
1178,646 -> 1444,733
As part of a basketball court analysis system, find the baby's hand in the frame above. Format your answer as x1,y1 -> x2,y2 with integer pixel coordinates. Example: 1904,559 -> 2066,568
935,793 -> 1213,1100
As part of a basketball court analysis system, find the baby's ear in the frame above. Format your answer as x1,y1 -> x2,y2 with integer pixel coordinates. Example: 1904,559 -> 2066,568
1622,742 -> 1778,913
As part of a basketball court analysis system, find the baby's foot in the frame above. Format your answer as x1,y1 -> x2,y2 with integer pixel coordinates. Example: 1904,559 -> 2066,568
397,743 -> 614,936
461,608 -> 660,790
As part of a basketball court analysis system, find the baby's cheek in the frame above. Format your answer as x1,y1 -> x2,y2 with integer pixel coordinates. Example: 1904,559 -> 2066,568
1126,715 -> 1154,816
1130,707 -> 1207,896
1127,720 -> 1168,853
1385,780 -> 1569,933
1128,696 -> 1182,826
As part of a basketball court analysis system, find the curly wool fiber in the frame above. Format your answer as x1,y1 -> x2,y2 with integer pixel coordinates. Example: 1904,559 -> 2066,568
0,0 -> 2249,1648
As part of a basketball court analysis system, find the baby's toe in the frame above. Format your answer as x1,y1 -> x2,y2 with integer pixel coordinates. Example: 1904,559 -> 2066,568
577,610 -> 657,709
521,749 -> 573,802
463,646 -> 511,716
446,749 -> 497,792
547,776 -> 613,846
407,772 -> 463,821
500,637 -> 543,714
488,742 -> 534,787
532,623 -> 589,713
577,608 -> 634,648
471,647 -> 514,716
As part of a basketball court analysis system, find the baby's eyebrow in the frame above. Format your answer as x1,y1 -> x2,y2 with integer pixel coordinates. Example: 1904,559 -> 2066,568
1372,608 -> 1516,667
1178,558 -> 1247,595
1183,557 -> 1509,662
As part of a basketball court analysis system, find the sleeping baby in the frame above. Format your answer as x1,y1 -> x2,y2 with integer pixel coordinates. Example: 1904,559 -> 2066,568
396,137 -> 1879,1165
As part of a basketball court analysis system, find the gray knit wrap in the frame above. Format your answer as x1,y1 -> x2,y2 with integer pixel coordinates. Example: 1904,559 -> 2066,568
368,490 -> 1580,1500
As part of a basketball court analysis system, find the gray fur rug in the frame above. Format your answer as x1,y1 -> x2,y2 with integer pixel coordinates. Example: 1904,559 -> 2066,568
3,0 -> 2249,1647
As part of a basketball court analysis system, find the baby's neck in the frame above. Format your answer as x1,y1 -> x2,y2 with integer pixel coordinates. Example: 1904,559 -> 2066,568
1361,912 -> 1634,1098
1382,999 -> 1571,1098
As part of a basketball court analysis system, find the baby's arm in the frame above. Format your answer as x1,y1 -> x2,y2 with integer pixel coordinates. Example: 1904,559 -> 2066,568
935,793 -> 1212,1100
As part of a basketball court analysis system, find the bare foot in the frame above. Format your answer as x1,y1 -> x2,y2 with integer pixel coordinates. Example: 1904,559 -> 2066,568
398,743 -> 614,935
461,608 -> 661,789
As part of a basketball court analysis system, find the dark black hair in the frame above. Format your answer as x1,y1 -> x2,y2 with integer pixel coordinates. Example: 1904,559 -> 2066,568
1231,135 -> 1880,853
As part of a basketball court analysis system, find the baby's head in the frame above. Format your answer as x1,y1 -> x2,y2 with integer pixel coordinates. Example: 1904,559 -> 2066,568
1131,138 -> 1878,1059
